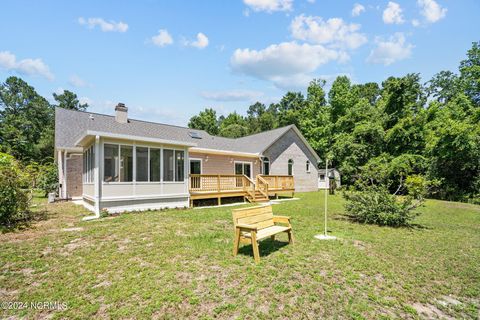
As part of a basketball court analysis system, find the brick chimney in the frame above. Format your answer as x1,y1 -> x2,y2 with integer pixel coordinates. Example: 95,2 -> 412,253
115,103 -> 128,124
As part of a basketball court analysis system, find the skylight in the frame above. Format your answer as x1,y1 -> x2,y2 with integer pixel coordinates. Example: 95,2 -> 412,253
188,131 -> 202,139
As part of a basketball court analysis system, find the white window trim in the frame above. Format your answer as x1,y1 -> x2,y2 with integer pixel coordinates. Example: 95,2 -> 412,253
288,159 -> 294,176
234,161 -> 253,177
306,160 -> 311,173
189,158 -> 203,174
262,157 -> 270,175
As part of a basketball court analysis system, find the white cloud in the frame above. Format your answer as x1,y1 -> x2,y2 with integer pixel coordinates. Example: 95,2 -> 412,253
417,0 -> 447,23
200,90 -> 264,102
68,74 -> 90,87
151,29 -> 173,47
78,17 -> 128,32
243,0 -> 293,13
290,15 -> 367,49
184,32 -> 209,49
0,51 -> 54,80
383,2 -> 405,24
231,41 -> 347,89
411,19 -> 420,27
367,33 -> 413,66
351,3 -> 365,17
307,0 -> 315,3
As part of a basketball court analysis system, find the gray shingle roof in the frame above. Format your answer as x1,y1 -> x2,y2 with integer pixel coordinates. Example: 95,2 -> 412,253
55,108 -> 294,154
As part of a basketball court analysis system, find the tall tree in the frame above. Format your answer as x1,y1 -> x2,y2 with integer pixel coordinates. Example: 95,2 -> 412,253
188,108 -> 219,135
459,41 -> 480,105
52,90 -> 88,111
219,112 -> 249,138
277,92 -> 306,127
328,76 -> 356,122
0,77 -> 54,162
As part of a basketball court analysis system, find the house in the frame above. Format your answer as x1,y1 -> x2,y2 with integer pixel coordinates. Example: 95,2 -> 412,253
317,168 -> 341,189
55,103 -> 321,217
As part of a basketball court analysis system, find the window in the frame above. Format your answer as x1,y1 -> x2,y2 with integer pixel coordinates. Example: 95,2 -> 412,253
150,148 -> 161,182
262,157 -> 270,175
288,159 -> 294,176
136,147 -> 148,182
176,150 -> 184,181
104,144 -> 119,182
163,149 -> 174,181
120,146 -> 133,182
83,145 -> 95,183
320,174 -> 325,181
306,160 -> 311,173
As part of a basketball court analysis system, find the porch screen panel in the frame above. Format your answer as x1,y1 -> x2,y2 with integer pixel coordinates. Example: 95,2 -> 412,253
175,150 -> 184,181
163,149 -> 174,181
104,144 -> 119,182
120,146 -> 133,182
150,148 -> 160,182
136,147 -> 148,182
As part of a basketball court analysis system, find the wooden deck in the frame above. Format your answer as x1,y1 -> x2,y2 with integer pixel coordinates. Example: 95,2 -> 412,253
189,174 -> 294,206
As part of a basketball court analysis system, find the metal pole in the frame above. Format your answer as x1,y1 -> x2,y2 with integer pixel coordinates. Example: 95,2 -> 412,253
324,159 -> 328,236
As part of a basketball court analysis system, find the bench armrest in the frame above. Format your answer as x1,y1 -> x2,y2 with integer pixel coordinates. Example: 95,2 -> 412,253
273,215 -> 291,224
236,223 -> 257,231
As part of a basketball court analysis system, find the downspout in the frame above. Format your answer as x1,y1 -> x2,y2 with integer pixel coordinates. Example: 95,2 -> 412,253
83,135 -> 101,221
57,150 -> 64,199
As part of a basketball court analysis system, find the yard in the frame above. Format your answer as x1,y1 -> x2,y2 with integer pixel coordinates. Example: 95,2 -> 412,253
1,191 -> 479,319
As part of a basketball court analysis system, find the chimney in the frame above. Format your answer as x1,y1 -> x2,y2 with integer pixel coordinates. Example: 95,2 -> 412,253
115,103 -> 128,124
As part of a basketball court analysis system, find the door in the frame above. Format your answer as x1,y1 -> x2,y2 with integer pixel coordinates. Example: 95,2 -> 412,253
190,159 -> 201,174
235,162 -> 252,178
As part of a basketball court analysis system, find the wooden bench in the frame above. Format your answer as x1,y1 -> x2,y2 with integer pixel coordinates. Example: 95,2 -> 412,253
232,204 -> 293,263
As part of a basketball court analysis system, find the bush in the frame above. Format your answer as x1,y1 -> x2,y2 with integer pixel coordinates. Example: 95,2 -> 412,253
343,186 -> 423,227
0,153 -> 32,228
37,162 -> 58,197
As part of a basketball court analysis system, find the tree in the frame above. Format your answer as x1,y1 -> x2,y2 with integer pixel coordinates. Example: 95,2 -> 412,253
188,108 -> 219,135
0,76 -> 54,162
301,79 -> 332,155
378,74 -> 426,129
328,76 -> 356,122
52,90 -> 88,111
426,70 -> 460,103
459,41 -> 480,105
277,92 -> 306,127
218,112 -> 248,138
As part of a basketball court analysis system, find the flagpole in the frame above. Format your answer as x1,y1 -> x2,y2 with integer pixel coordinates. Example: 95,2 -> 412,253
315,157 -> 337,241
324,158 -> 328,236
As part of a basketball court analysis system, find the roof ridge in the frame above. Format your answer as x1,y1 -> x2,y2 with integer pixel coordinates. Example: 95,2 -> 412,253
236,124 -> 293,140
55,107 -> 208,134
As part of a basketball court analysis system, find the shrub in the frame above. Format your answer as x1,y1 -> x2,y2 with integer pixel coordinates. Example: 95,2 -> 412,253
343,186 -> 422,227
37,162 -> 58,197
0,153 -> 31,228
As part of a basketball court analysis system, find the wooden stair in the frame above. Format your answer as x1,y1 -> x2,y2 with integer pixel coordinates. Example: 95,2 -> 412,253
245,190 -> 270,203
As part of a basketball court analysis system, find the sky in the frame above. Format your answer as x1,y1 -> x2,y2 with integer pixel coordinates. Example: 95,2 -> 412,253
0,0 -> 478,126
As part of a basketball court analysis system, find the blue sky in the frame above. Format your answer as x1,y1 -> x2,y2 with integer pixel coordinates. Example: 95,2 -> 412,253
0,0 -> 478,125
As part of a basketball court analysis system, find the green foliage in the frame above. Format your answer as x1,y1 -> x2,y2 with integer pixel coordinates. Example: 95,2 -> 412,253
0,152 -> 31,228
37,162 -> 58,197
53,89 -> 89,111
0,76 -> 54,162
187,108 -> 220,135
459,41 -> 480,105
344,186 -> 422,227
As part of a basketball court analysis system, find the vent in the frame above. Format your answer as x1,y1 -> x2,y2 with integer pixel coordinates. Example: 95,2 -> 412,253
188,131 -> 202,139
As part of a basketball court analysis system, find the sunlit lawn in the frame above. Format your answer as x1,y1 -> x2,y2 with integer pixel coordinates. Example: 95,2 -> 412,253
1,191 -> 479,319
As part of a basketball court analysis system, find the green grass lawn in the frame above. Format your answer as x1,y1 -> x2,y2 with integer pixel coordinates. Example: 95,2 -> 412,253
1,191 -> 479,319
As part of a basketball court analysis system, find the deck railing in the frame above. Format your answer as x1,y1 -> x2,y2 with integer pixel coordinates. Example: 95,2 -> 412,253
256,175 -> 269,199
258,175 -> 295,191
189,174 -> 294,194
190,174 -> 254,193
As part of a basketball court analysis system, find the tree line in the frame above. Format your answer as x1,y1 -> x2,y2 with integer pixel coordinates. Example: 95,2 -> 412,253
188,42 -> 480,203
